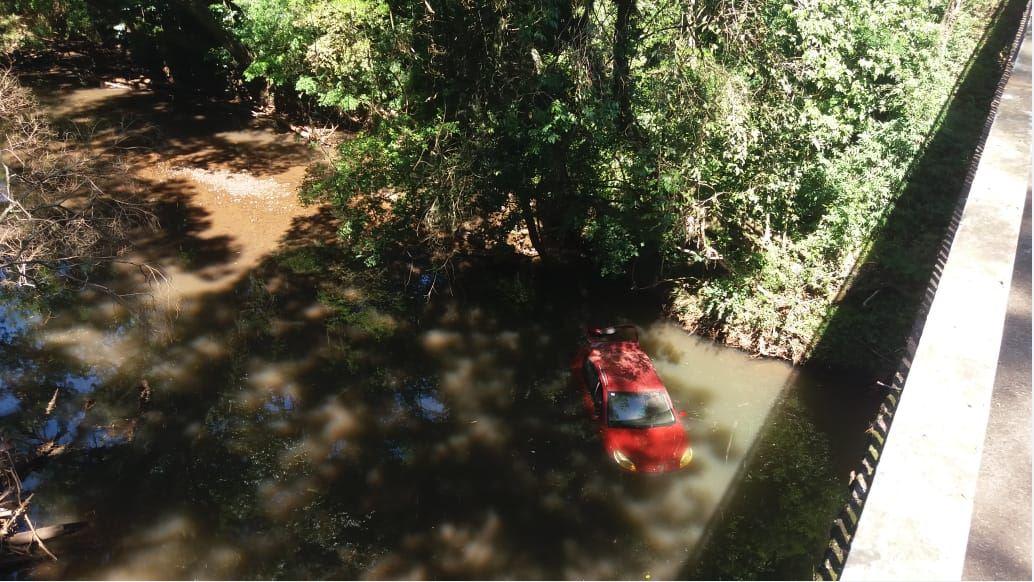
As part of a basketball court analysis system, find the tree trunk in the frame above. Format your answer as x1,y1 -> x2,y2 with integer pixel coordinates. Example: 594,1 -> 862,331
518,194 -> 548,259
182,0 -> 253,70
613,0 -> 636,134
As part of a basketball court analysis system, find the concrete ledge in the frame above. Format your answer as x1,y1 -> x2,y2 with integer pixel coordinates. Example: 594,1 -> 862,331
841,20 -> 1032,582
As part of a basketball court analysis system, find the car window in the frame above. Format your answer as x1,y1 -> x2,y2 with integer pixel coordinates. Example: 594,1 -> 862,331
607,391 -> 675,428
583,360 -> 603,412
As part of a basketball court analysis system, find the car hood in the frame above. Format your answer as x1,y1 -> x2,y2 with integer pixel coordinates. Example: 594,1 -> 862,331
603,422 -> 688,471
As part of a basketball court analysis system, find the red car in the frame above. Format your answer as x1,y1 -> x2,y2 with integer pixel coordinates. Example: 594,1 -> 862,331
571,325 -> 692,473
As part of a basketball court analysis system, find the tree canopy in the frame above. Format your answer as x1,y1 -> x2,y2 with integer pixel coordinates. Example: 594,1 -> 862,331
1,0 -> 1014,362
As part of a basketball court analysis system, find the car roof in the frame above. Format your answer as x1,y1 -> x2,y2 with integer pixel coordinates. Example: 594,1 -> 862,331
589,341 -> 666,393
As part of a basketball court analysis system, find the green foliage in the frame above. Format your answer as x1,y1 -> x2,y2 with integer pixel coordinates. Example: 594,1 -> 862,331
805,0 -> 1028,371
300,2 -> 638,268
232,0 -> 402,111
2,1 -> 258,93
277,245 -> 329,275
670,0 -> 1011,363
3,0 -> 1012,365
293,1 -> 1008,371
316,267 -> 405,347
0,14 -> 30,55
494,273 -> 536,310
0,0 -> 93,45
321,288 -> 400,343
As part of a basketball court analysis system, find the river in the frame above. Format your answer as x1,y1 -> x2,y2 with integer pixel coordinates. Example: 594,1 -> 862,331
0,55 -> 883,579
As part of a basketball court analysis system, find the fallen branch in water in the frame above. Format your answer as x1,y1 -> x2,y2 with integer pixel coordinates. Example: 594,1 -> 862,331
0,441 -> 87,567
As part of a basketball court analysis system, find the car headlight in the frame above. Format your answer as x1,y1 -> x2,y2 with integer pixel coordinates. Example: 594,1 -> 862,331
679,447 -> 694,468
612,449 -> 637,472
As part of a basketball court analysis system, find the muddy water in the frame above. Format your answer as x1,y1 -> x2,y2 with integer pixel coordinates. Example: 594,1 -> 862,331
0,67 -> 883,579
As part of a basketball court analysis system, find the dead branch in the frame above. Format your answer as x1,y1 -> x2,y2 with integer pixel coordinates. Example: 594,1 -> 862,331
0,67 -> 159,291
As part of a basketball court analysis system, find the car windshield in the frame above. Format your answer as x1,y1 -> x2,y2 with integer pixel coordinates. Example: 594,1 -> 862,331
607,391 -> 675,428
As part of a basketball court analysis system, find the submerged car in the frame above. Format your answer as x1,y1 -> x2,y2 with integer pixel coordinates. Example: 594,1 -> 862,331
571,325 -> 692,473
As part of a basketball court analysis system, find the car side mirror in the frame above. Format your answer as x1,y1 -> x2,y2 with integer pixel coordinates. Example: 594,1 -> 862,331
679,410 -> 687,418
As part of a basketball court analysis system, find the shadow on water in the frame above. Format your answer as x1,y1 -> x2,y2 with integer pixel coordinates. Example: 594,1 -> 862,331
0,183 -> 873,581
0,220 -> 706,578
684,0 -> 1031,579
0,221 -> 876,580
